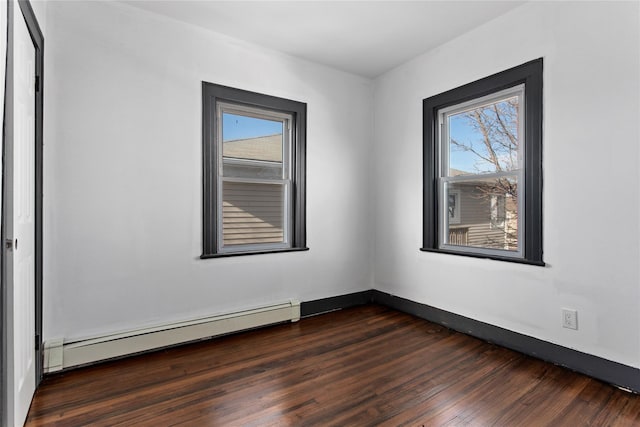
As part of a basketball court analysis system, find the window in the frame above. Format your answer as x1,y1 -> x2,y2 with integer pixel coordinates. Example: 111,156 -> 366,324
448,191 -> 460,224
490,194 -> 506,230
202,83 -> 307,257
422,59 -> 543,265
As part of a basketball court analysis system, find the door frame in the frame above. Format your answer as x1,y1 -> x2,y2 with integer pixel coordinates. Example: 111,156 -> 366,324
19,0 -> 44,385
1,0 -> 43,422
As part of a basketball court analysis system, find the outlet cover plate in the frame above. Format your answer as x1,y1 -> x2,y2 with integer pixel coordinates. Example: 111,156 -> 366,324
562,308 -> 578,330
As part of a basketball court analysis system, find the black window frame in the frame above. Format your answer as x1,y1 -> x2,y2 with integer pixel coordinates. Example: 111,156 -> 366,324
201,82 -> 307,258
421,59 -> 544,266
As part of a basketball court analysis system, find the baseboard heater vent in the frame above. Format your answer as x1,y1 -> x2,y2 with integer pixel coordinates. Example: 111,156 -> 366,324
44,299 -> 300,373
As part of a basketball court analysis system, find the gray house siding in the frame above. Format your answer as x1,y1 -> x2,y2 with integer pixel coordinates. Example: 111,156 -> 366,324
449,183 -> 517,251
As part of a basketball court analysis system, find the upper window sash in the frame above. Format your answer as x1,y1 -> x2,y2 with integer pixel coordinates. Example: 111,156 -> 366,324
438,84 -> 525,179
217,102 -> 293,181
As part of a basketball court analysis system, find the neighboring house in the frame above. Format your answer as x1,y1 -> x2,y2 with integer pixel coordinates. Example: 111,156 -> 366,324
221,134 -> 285,246
447,169 -> 518,251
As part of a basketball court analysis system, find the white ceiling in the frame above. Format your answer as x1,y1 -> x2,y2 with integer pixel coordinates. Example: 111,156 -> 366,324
124,1 -> 524,79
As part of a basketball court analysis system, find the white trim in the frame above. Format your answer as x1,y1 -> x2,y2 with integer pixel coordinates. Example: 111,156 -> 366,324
221,176 -> 289,186
441,170 -> 520,183
439,84 -> 524,117
223,157 -> 282,167
440,243 -> 520,258
43,300 -> 300,372
218,101 -> 292,122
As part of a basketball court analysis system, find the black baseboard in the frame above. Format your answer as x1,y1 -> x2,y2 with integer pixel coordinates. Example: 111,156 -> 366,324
300,290 -> 374,317
301,290 -> 640,393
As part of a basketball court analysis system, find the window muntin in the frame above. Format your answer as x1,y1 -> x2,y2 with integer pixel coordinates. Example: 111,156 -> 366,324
438,86 -> 524,257
202,82 -> 307,258
421,58 -> 543,265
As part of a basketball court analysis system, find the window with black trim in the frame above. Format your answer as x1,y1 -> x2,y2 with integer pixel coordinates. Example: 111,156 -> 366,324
422,59 -> 543,265
202,83 -> 307,257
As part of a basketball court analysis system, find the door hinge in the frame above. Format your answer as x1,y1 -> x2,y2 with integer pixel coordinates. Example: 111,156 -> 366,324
35,334 -> 40,350
35,75 -> 40,92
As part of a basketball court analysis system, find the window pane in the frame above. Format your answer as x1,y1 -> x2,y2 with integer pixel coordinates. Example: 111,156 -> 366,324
443,176 -> 518,251
447,95 -> 520,176
222,181 -> 285,247
222,112 -> 284,179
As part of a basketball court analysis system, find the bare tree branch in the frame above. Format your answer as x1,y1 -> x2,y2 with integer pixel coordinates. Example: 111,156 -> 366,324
470,109 -> 502,172
450,138 -> 495,166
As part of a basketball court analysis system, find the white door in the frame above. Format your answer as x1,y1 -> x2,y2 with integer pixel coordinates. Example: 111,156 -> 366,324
8,2 -> 37,425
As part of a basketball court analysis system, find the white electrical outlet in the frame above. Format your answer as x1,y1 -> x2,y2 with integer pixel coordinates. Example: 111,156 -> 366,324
562,308 -> 578,330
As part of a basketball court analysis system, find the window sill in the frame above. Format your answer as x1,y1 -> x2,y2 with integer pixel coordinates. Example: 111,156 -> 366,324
201,247 -> 309,259
419,247 -> 545,267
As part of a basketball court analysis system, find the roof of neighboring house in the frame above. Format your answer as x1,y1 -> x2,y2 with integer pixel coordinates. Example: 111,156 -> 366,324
223,134 -> 282,162
450,168 -> 469,176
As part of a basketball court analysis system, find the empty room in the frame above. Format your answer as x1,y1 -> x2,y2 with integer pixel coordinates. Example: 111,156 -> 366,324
2,0 -> 640,425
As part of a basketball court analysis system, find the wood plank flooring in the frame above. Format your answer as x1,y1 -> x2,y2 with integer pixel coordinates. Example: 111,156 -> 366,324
26,305 -> 640,426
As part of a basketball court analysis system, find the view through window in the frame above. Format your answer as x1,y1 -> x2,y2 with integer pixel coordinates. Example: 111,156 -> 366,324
202,82 -> 307,258
219,107 -> 291,250
440,87 -> 523,254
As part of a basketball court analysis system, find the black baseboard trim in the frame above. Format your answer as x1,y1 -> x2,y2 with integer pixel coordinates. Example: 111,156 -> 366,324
300,290 -> 374,317
301,290 -> 640,393
371,290 -> 640,394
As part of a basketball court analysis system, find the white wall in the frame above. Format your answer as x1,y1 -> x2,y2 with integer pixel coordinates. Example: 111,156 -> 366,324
43,1 -> 373,341
373,1 -> 640,368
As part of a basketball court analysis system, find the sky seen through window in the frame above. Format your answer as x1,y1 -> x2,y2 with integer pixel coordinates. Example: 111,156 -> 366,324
223,113 -> 283,142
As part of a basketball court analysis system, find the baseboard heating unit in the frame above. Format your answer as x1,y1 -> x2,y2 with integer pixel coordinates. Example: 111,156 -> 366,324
44,299 -> 300,373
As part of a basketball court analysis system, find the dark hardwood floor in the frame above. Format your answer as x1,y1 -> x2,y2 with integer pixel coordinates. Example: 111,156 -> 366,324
26,305 -> 640,426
